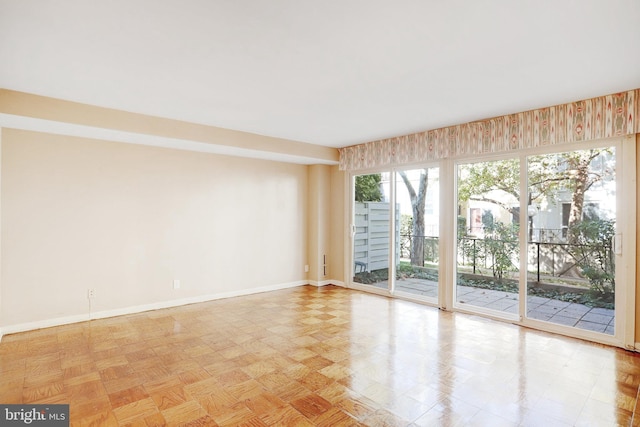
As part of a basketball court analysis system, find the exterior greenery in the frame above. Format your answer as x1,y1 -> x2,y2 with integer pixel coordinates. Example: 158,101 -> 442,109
354,174 -> 382,202
566,218 -> 615,303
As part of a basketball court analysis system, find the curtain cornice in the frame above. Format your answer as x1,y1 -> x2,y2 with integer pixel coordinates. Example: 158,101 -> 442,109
339,89 -> 640,171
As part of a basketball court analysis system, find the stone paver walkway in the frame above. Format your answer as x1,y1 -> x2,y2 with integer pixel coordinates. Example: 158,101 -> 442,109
372,278 -> 615,335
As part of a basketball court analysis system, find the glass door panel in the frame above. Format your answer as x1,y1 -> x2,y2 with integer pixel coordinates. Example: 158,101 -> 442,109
353,173 -> 391,289
456,159 -> 520,315
395,167 -> 439,300
526,147 -> 616,335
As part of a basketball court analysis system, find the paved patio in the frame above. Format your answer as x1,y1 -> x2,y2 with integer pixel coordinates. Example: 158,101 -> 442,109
372,278 -> 615,335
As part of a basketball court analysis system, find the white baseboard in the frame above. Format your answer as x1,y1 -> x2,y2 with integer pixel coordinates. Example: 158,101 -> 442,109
1,313 -> 91,337
0,280 -> 306,337
635,342 -> 640,352
307,280 -> 345,287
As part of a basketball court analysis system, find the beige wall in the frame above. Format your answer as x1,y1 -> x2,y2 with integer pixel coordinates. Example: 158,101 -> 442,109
1,128 -> 309,329
0,90 -> 339,164
329,167 -> 346,283
307,165 -> 330,283
305,165 -> 347,285
637,133 -> 640,343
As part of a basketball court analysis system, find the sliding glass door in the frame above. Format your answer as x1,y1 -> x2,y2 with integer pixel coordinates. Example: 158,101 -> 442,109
395,167 -> 440,301
455,158 -> 520,317
352,168 -> 439,301
526,147 -> 616,335
350,137 -> 631,345
352,173 -> 391,289
452,143 -> 623,337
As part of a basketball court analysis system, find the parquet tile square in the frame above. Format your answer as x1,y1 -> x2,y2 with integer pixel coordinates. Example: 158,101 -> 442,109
112,397 -> 159,424
300,371 -> 333,392
66,378 -> 108,403
106,385 -> 149,410
72,409 -> 119,427
225,379 -> 265,401
160,400 -> 207,426
196,390 -> 236,415
243,391 -> 286,416
271,380 -> 311,402
184,377 -> 223,399
0,380 -> 24,404
178,368 -> 212,386
258,404 -> 315,427
233,417 -> 268,427
102,375 -> 145,396
282,362 -> 312,381
255,372 -> 290,391
336,396 -> 379,422
96,355 -> 130,371
150,385 -> 189,411
301,355 -> 333,371
22,381 -> 65,403
317,382 -> 355,405
71,396 -> 112,419
241,361 -> 276,379
208,401 -> 255,426
143,412 -> 168,427
2,285 -> 640,425
314,407 -> 361,427
290,393 -> 332,419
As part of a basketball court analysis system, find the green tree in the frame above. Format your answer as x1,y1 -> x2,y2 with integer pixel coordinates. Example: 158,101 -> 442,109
355,174 -> 382,202
457,159 -> 519,215
398,169 -> 429,266
458,149 -> 613,240
561,149 -> 613,244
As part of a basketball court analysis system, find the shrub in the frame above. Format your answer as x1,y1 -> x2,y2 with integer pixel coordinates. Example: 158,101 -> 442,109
567,219 -> 615,302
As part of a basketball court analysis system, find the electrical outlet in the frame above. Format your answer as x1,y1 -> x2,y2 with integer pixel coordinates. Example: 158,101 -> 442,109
304,265 -> 309,273
87,288 -> 96,299
173,279 -> 181,289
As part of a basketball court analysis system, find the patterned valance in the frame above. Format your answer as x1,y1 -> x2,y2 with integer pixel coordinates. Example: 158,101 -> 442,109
339,89 -> 640,171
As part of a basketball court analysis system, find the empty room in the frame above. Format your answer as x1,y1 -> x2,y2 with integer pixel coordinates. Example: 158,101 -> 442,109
1,1 -> 640,426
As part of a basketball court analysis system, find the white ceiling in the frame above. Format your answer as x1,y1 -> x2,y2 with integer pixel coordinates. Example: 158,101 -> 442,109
1,0 -> 639,151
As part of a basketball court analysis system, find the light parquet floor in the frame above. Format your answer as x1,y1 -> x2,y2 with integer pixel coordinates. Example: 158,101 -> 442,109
1,285 -> 640,426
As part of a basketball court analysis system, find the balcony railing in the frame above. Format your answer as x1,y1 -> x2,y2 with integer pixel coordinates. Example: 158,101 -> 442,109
399,234 -> 439,263
400,233 -> 613,285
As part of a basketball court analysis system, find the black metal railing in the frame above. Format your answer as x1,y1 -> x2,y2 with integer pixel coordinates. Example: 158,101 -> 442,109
399,234 -> 439,263
527,240 -> 613,282
400,232 -> 613,283
456,235 -> 613,282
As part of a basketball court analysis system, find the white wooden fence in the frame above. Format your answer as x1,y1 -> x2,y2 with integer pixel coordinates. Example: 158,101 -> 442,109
354,202 -> 400,272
